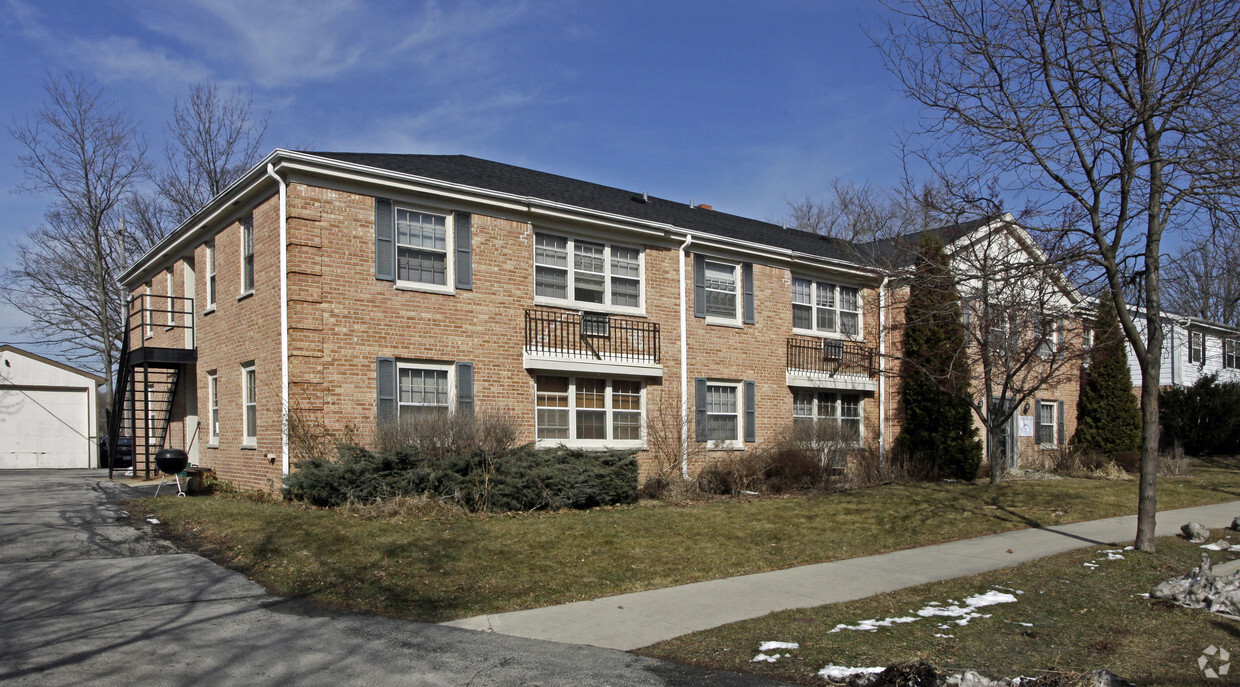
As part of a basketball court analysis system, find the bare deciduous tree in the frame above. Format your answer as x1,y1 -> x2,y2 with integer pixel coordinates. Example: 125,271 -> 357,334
6,74 -> 149,416
786,177 -> 947,243
155,82 -> 268,225
1164,223 -> 1240,326
880,0 -> 1240,550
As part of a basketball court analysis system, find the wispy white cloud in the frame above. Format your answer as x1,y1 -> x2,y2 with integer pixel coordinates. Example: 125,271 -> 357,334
324,89 -> 544,154
67,36 -> 213,91
134,0 -> 542,89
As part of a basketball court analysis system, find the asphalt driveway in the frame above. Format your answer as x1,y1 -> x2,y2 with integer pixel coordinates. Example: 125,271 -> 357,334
0,470 -> 782,686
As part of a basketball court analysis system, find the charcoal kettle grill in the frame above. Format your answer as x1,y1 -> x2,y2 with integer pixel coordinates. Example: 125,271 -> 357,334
154,449 -> 190,497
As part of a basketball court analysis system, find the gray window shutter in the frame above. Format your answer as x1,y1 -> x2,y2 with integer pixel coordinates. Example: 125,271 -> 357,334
375,198 -> 394,281
742,263 -> 754,324
456,362 -> 474,416
1057,400 -> 1065,445
695,378 -> 707,441
744,380 -> 756,443
1035,397 -> 1045,444
693,254 -> 706,318
455,212 -> 472,290
377,357 -> 396,424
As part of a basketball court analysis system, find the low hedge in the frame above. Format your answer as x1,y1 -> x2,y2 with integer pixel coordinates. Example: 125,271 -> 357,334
283,443 -> 638,512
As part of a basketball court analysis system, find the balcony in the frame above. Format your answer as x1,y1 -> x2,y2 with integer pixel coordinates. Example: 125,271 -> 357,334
523,308 -> 662,377
127,293 -> 197,365
786,336 -> 877,391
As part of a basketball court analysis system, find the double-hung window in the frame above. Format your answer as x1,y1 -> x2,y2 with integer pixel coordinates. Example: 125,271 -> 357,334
397,363 -> 452,419
534,233 -> 643,311
241,363 -> 257,446
1036,401 -> 1056,446
205,241 -> 217,309
396,209 -> 449,286
1226,339 -> 1240,369
793,391 -> 862,443
705,382 -> 740,443
703,261 -> 739,320
207,371 -> 219,445
1190,331 -> 1205,364
792,278 -> 861,336
240,217 -> 254,294
535,375 -> 643,445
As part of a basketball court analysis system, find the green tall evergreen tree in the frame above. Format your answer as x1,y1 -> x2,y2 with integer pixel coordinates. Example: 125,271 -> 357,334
896,234 -> 983,480
1074,296 -> 1141,454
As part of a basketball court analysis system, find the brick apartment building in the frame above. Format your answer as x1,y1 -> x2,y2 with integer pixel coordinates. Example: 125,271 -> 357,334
116,150 -> 1085,490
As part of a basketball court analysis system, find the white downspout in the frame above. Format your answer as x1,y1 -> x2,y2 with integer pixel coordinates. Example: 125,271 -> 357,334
678,233 -> 694,480
878,276 -> 889,466
266,163 -> 290,477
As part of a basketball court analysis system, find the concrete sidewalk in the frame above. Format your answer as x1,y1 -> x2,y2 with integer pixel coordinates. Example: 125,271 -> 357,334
444,500 -> 1240,651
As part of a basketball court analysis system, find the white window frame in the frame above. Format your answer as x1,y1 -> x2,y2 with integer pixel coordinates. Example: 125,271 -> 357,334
396,361 -> 455,420
1037,401 -> 1056,447
239,216 -> 254,295
792,390 -> 863,445
1226,339 -> 1240,370
1190,330 -> 1205,364
207,371 -> 219,446
142,283 -> 152,339
792,277 -> 862,339
205,241 -> 217,311
534,375 -> 645,449
533,231 -> 645,315
703,259 -> 741,325
394,205 -> 455,295
704,380 -> 743,448
241,362 -> 257,447
165,269 -> 175,327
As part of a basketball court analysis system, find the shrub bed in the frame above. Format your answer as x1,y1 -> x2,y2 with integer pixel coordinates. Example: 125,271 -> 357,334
283,443 -> 638,512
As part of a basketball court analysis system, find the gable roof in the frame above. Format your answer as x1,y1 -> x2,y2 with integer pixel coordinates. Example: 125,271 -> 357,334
853,216 -> 1000,269
305,152 -> 860,263
0,345 -> 105,384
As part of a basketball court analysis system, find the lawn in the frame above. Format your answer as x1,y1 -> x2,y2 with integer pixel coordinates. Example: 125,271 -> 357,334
135,458 -> 1240,624
637,536 -> 1237,686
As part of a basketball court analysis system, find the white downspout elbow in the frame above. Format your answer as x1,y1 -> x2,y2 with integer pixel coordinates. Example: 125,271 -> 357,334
266,163 -> 290,478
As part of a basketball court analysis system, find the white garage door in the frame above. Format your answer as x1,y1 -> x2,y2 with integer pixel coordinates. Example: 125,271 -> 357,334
0,387 -> 91,469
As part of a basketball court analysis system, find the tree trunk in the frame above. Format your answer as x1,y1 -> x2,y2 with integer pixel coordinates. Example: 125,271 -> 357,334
1135,373 -> 1159,550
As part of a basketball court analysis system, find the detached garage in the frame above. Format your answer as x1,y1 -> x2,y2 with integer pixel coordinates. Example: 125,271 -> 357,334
0,346 -> 103,469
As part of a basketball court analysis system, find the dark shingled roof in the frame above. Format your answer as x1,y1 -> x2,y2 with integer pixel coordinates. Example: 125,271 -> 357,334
853,216 -> 999,269
303,152 -> 860,263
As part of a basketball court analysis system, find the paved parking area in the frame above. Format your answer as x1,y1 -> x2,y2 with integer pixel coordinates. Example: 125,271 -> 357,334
0,470 -> 782,686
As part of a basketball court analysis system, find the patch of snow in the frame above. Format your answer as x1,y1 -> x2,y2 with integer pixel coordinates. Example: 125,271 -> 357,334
1124,546 -> 1135,551
758,641 -> 799,651
751,653 -> 779,663
828,589 -> 1018,634
1136,593 -> 1150,598
1202,541 -> 1232,551
146,518 -> 160,524
818,665 -> 885,681
1084,562 -> 1099,568
933,633 -> 954,638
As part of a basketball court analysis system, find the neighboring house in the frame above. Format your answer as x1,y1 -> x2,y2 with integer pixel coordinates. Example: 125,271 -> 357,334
861,216 -> 1089,472
1121,310 -> 1240,389
117,150 -> 888,490
0,345 -> 103,469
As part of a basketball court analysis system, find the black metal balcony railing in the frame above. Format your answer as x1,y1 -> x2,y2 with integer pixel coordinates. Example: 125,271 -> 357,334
786,337 -> 875,378
525,309 -> 660,364
128,293 -> 196,350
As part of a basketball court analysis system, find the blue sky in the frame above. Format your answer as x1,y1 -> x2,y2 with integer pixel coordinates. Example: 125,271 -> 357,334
0,0 -> 923,360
